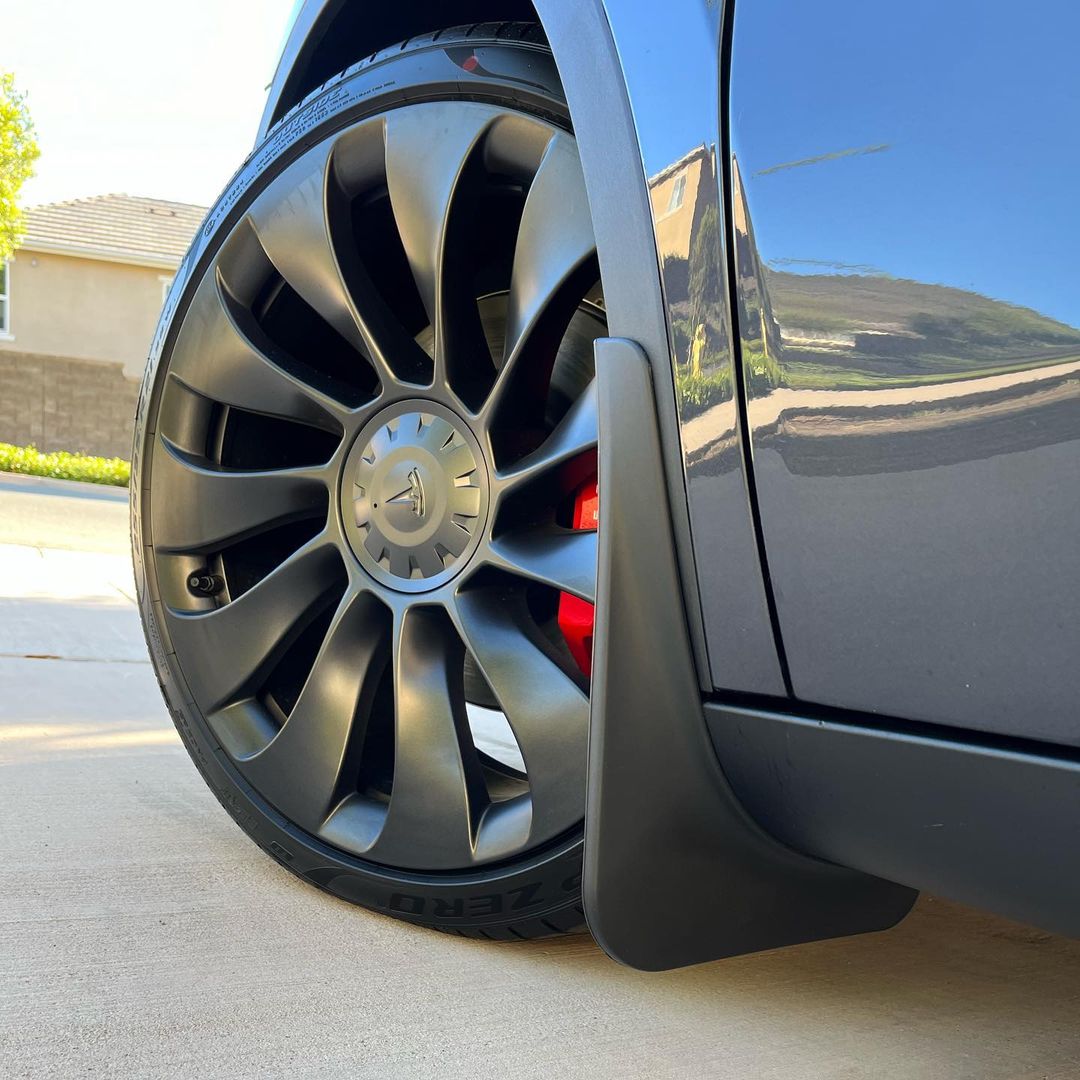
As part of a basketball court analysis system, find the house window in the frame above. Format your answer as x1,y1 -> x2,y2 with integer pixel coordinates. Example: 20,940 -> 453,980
0,261 -> 9,336
667,173 -> 687,214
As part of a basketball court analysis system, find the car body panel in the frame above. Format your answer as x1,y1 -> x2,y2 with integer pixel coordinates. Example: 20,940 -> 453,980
596,0 -> 786,695
708,703 -> 1080,941
728,0 -> 1080,744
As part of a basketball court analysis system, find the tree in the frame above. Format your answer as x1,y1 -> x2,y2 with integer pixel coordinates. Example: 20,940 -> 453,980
0,73 -> 40,260
687,202 -> 721,367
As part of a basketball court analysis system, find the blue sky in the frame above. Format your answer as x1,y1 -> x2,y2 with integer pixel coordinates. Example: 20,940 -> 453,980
731,0 -> 1080,328
612,0 -> 1080,329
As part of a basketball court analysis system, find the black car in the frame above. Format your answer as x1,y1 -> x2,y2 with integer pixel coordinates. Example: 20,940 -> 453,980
132,0 -> 1080,969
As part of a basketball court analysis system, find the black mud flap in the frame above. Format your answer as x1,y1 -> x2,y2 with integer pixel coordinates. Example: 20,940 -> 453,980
584,338 -> 916,970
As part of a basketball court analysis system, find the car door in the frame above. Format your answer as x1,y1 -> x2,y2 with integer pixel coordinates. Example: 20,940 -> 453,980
722,0 -> 1080,745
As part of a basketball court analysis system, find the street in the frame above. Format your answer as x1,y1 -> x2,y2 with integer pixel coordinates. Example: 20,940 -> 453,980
2,476 -> 1080,1079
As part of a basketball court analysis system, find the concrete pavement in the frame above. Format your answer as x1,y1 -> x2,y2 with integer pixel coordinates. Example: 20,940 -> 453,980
0,473 -> 130,555
2,476 -> 1080,1079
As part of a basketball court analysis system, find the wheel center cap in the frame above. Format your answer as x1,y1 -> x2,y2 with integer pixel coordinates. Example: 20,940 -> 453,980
340,400 -> 490,592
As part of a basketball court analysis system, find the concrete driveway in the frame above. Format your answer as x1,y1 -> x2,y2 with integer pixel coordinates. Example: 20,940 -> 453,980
2,474 -> 1080,1079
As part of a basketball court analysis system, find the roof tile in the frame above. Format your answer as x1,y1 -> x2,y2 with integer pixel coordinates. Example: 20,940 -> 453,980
22,194 -> 208,267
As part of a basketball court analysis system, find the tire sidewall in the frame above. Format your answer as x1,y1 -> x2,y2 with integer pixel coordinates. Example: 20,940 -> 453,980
131,39 -> 585,933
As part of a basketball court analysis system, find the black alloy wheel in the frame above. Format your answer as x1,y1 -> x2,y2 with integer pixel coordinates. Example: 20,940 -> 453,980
133,25 -> 605,937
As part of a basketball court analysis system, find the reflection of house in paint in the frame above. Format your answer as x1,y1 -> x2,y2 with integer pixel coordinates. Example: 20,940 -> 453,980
649,145 -> 717,263
731,158 -> 1080,390
648,146 -> 726,377
648,147 -> 782,396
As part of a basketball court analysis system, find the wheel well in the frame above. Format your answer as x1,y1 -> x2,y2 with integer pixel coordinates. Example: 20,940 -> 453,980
269,0 -> 541,129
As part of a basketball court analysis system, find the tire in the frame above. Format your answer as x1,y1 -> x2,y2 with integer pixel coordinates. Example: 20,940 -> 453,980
132,23 -> 603,939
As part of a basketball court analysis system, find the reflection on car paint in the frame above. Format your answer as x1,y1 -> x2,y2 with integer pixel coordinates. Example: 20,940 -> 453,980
723,0 -> 1080,743
605,0 -> 1080,743
605,0 -> 786,695
699,156 -> 1080,478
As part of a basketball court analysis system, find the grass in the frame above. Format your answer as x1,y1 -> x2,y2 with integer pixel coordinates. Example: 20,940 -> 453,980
0,443 -> 130,487
780,351 -> 1080,391
676,369 -> 733,417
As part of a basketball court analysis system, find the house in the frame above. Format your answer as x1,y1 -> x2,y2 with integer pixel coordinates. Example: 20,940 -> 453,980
648,146 -> 726,372
648,144 -> 718,265
0,194 -> 206,458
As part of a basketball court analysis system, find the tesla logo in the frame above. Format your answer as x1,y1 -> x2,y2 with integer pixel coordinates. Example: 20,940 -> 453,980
387,467 -> 426,518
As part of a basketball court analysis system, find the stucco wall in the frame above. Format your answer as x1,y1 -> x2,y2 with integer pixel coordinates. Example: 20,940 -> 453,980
0,249 -> 167,378
0,248 -> 166,457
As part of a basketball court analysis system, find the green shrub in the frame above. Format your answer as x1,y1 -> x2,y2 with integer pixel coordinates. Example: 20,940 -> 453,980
675,369 -> 733,417
0,443 -> 130,487
743,345 -> 782,395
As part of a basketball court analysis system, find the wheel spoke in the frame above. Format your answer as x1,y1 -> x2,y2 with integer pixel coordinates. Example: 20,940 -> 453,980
454,589 -> 587,840
487,528 -> 597,604
366,606 -> 487,868
239,590 -> 389,832
152,437 -> 328,553
163,535 -> 341,712
485,133 -> 597,416
168,271 -> 347,431
498,378 -> 598,492
246,142 -> 393,386
152,101 -> 604,874
384,104 -> 493,387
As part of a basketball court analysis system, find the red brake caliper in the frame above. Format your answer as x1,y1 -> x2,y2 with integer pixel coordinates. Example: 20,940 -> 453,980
557,478 -> 598,677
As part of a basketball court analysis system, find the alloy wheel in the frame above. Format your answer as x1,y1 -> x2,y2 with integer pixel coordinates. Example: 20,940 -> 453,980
147,101 -> 603,871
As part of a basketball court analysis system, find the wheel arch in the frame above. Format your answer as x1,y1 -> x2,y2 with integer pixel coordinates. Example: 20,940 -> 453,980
259,0 -> 542,139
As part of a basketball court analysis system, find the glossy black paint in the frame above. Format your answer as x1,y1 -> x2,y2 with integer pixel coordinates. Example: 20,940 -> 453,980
728,0 -> 1080,744
600,0 -> 786,696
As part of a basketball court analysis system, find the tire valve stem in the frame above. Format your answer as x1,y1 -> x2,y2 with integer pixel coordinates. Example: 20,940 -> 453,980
187,570 -> 224,598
